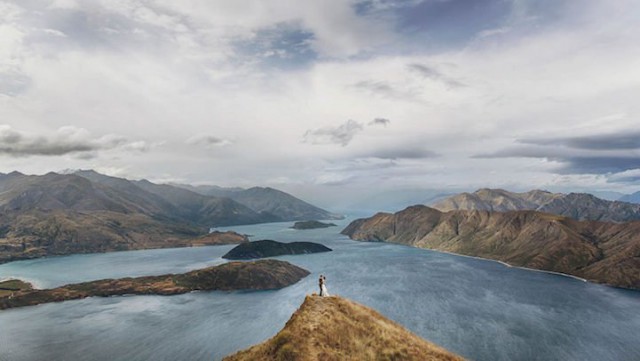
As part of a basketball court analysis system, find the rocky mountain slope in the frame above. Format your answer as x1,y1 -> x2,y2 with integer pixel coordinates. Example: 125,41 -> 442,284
432,188 -> 640,222
342,205 -> 640,289
0,260 -> 309,310
224,295 -> 463,361
177,184 -> 342,221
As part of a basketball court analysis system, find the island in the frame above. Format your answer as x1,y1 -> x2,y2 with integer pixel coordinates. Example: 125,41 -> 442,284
222,240 -> 332,260
0,259 -> 309,310
290,220 -> 337,230
223,295 -> 463,361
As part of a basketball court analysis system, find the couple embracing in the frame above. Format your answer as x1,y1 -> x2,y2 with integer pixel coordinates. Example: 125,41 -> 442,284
318,274 -> 330,297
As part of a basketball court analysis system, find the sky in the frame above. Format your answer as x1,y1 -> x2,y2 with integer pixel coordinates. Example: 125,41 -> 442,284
0,0 -> 639,210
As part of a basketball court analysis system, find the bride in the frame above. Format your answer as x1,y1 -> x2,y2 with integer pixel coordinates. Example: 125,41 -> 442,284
319,275 -> 330,297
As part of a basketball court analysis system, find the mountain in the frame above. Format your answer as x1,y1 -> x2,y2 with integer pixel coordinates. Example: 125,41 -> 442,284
432,188 -> 640,222
620,191 -> 640,204
171,184 -> 244,198
177,183 -> 342,221
133,180 -> 277,226
342,205 -> 640,290
72,170 -> 275,226
0,170 -> 336,263
224,295 -> 463,361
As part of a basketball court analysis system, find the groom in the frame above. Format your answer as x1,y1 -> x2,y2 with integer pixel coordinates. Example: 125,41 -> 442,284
319,275 -> 325,296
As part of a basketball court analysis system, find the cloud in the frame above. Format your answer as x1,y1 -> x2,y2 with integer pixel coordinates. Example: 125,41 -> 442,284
364,147 -> 439,160
607,169 -> 640,184
186,135 -> 232,148
0,70 -> 32,97
475,139 -> 640,175
0,125 -> 147,157
369,118 -> 390,127
520,130 -> 640,150
477,27 -> 511,38
351,79 -> 428,103
407,63 -> 465,89
303,120 -> 364,146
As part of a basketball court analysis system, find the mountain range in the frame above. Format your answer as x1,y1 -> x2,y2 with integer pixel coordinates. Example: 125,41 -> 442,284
0,170 -> 338,263
342,205 -> 640,289
175,183 -> 342,222
620,191 -> 640,204
431,188 -> 640,222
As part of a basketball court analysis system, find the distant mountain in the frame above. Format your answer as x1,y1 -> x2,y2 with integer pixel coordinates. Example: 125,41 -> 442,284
73,170 -> 273,226
172,184 -> 245,198
176,184 -> 342,221
0,170 -> 337,263
432,188 -> 640,222
620,191 -> 640,204
224,295 -> 463,361
342,205 -> 640,290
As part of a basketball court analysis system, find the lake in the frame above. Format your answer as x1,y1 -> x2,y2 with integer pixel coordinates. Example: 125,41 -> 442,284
0,219 -> 638,361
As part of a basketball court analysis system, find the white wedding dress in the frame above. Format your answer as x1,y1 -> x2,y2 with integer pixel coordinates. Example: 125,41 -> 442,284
320,283 -> 330,297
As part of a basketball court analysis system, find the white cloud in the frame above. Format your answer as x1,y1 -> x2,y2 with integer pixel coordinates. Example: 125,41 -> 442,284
0,0 -> 639,205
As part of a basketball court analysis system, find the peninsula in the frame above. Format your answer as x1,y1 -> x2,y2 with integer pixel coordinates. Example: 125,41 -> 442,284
342,205 -> 640,290
0,260 -> 309,310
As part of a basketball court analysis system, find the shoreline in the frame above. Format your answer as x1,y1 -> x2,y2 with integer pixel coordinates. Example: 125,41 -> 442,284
433,249 -> 589,283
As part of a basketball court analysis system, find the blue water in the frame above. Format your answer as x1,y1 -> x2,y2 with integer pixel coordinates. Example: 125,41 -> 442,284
0,220 -> 638,361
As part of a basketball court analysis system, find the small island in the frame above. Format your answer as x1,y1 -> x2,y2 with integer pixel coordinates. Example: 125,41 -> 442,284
290,220 -> 337,230
222,240 -> 332,260
0,259 -> 309,310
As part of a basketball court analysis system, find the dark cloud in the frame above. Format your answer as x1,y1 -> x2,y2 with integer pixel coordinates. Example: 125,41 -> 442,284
352,80 -> 423,102
187,135 -> 232,148
365,147 -> 439,160
369,118 -> 390,127
557,157 -> 640,174
407,63 -> 465,89
353,80 -> 398,97
520,130 -> 640,150
476,145 -> 640,174
303,120 -> 364,146
607,171 -> 640,184
0,125 -> 145,157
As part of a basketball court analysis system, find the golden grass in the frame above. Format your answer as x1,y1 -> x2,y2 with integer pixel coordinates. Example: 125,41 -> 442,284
223,295 -> 464,361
